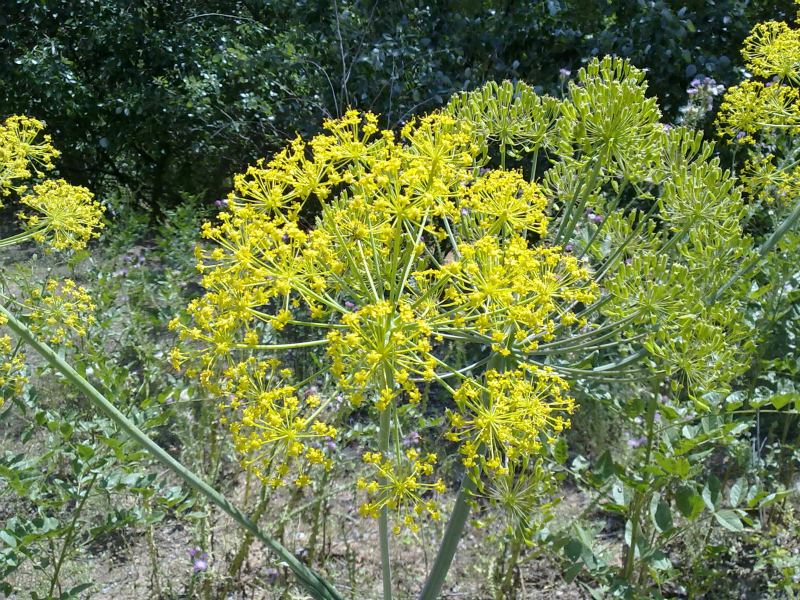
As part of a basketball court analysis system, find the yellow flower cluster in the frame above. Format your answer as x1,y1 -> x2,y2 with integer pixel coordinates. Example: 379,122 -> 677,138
0,115 -> 59,200
328,300 -> 435,409
742,21 -> 800,84
28,279 -> 96,347
357,449 -> 445,533
224,359 -> 337,488
173,108 -> 594,529
0,314 -> 27,407
446,365 -> 574,473
718,13 -> 800,144
18,180 -> 106,251
0,114 -> 105,252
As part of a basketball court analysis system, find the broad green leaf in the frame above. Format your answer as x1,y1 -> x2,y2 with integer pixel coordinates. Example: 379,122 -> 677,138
713,509 -> 744,532
702,474 -> 721,511
729,478 -> 745,507
650,494 -> 673,532
768,393 -> 800,410
676,486 -> 704,520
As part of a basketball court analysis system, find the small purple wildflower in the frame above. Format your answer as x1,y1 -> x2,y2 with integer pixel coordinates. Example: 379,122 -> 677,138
324,437 -> 337,452
187,548 -> 209,573
736,131 -> 746,140
193,554 -> 209,573
559,68 -> 571,79
564,243 -> 574,252
627,436 -> 648,449
402,431 -> 421,447
344,300 -> 357,310
214,198 -> 228,208
460,207 -> 470,216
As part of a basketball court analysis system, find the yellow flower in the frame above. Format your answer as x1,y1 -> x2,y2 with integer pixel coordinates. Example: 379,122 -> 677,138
27,279 -> 96,347
357,449 -> 445,533
0,115 -> 59,200
446,365 -> 574,473
18,180 -> 105,251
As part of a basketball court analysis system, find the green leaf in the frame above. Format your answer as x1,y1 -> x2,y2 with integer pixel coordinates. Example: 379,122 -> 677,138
649,549 -> 672,570
729,478 -> 745,507
650,495 -> 673,533
768,393 -> 800,410
675,486 -> 704,520
713,509 -> 744,532
702,474 -> 721,511
655,454 -> 690,478
0,531 -> 17,548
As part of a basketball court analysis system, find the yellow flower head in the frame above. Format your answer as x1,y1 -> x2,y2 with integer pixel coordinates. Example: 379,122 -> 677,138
27,279 -> 96,347
18,180 -> 105,251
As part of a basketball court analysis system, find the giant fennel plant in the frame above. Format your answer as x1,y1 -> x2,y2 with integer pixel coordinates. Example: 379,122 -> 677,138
169,57 -> 759,598
2,55 -> 793,599
0,116 -> 342,599
0,116 -> 104,407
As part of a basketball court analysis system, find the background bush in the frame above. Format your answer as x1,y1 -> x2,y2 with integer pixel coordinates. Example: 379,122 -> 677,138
1,0 -> 794,213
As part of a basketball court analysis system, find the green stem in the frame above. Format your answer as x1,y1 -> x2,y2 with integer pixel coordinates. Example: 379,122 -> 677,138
228,482 -> 272,579
418,475 -> 476,600
0,304 -> 342,600
500,535 -> 522,599
622,386 -> 659,587
48,470 -> 99,598
379,407 -> 393,600
708,198 -> 800,304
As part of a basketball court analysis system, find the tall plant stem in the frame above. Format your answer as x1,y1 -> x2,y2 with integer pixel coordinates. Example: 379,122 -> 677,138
709,198 -> 800,304
0,304 -> 342,600
48,470 -> 99,598
418,475 -> 476,600
379,407 -> 393,600
622,385 -> 658,586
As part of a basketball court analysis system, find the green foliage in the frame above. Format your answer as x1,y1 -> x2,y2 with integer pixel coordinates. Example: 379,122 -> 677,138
1,0 -> 793,211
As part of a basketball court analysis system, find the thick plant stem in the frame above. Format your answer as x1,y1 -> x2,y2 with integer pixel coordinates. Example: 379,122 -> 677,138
499,536 -> 522,599
0,304 -> 342,600
418,475 -> 476,600
622,388 -> 658,586
228,483 -> 271,578
378,407 -> 393,600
